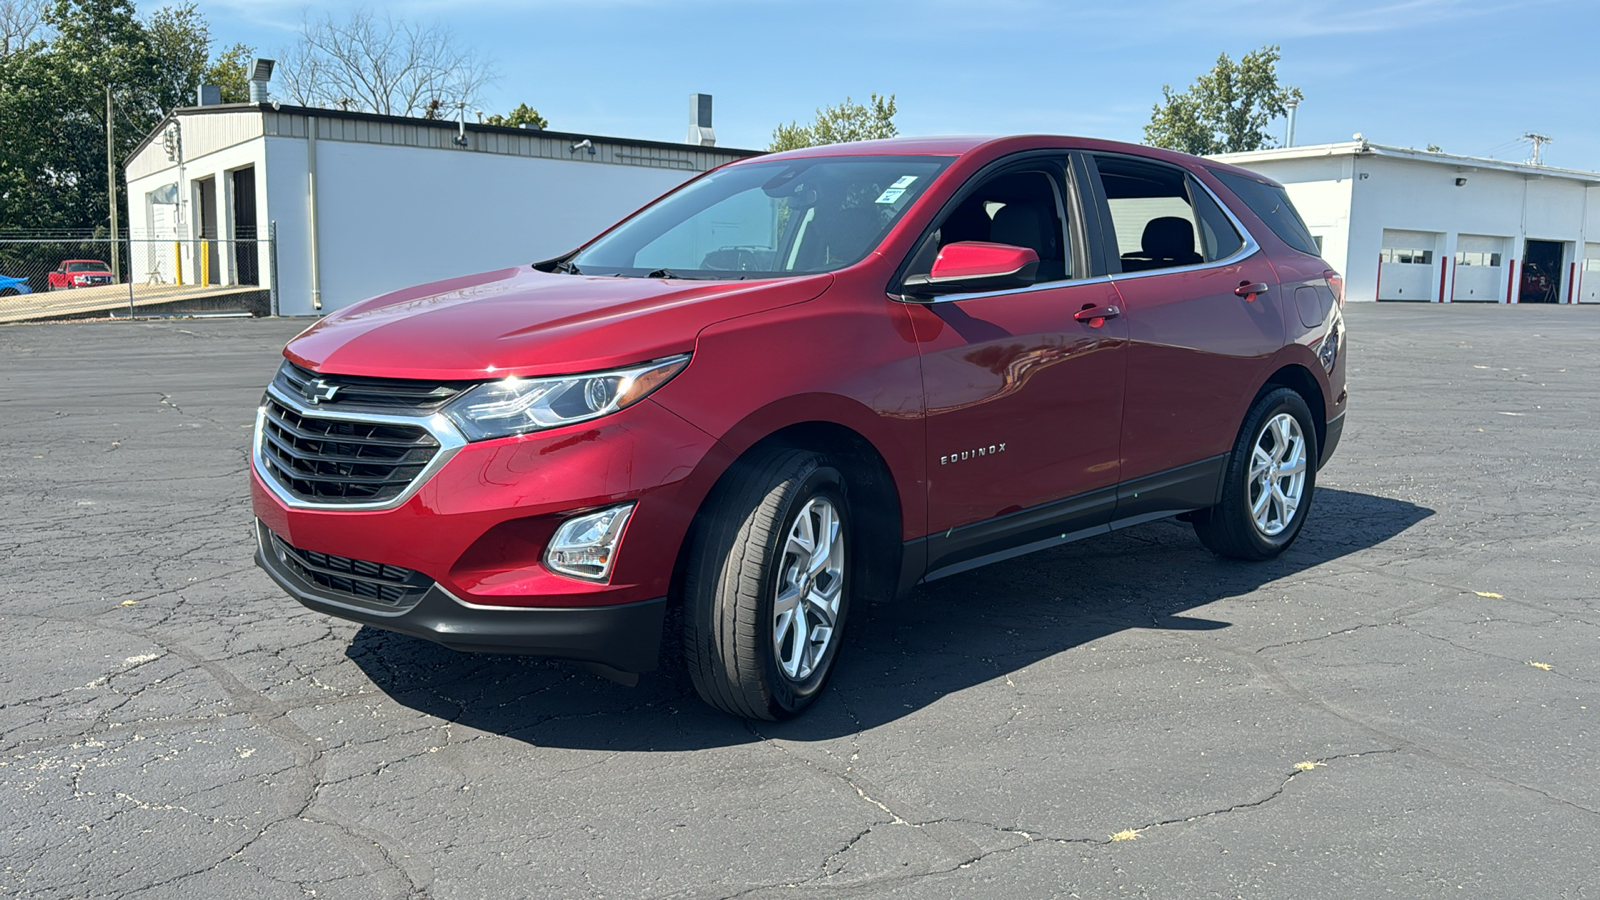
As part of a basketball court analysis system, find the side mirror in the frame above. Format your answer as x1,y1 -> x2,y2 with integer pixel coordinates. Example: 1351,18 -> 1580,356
902,241 -> 1039,296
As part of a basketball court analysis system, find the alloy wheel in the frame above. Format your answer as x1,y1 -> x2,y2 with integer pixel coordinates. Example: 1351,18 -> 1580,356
1248,412 -> 1307,537
772,496 -> 845,682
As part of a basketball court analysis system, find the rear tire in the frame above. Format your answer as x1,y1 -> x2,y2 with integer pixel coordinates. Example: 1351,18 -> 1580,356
683,448 -> 851,720
1193,387 -> 1318,561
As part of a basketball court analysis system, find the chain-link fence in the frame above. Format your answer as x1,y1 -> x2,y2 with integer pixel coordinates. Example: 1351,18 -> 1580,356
0,232 -> 276,323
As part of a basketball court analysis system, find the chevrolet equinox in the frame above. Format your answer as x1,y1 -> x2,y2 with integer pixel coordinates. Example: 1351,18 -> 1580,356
252,136 -> 1347,719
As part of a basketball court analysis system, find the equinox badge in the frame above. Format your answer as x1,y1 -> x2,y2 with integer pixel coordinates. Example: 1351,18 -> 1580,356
941,443 -> 1006,465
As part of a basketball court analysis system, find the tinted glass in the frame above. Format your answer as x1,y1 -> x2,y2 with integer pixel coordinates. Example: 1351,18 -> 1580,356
569,156 -> 952,278
1187,177 -> 1244,260
1094,155 -> 1213,272
904,167 -> 1073,285
1209,169 -> 1321,257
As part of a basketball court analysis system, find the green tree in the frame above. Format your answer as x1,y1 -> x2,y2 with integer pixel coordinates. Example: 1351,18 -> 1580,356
770,93 -> 897,152
202,42 -> 253,103
0,0 -> 244,236
484,102 -> 546,130
1143,46 -> 1302,155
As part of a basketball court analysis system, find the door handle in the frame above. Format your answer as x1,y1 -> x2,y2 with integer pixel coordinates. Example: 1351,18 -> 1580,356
1074,304 -> 1120,326
1235,282 -> 1269,301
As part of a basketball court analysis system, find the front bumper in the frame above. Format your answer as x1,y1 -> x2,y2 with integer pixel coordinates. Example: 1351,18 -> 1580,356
255,520 -> 667,671
250,386 -> 730,673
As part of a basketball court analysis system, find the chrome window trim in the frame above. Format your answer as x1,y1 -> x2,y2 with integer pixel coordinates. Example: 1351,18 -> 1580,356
893,273 -> 1116,305
893,162 -> 1264,305
252,382 -> 468,512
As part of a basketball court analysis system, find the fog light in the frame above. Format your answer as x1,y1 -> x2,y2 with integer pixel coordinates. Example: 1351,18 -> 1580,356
545,503 -> 635,581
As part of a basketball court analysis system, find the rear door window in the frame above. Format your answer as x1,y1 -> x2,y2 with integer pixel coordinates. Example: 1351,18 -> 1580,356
1207,168 -> 1321,257
1091,154 -> 1243,273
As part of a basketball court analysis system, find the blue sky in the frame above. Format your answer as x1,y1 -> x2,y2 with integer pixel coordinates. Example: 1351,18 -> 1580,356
198,0 -> 1599,168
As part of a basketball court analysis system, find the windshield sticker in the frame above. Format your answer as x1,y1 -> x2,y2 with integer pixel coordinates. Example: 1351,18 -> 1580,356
875,187 -> 908,204
890,175 -> 919,189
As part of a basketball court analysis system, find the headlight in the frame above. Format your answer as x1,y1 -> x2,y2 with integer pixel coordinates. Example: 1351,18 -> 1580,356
443,354 -> 690,441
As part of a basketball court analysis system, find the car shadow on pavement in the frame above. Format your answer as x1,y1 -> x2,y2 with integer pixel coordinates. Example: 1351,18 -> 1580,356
344,488 -> 1432,749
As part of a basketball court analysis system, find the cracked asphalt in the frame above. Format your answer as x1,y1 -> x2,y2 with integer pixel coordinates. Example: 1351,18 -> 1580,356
2,303 -> 1598,898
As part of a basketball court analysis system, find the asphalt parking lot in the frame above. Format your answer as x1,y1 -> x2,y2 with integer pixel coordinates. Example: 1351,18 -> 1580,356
2,303 -> 1598,898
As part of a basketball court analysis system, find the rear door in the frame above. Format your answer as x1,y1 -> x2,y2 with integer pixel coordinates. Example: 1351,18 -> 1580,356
1083,152 -> 1285,523
898,154 -> 1128,576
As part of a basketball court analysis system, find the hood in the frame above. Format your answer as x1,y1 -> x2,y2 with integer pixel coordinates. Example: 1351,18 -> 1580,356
285,267 -> 833,380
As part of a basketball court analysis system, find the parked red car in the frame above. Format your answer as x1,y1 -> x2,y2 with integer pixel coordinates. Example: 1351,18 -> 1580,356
48,259 -> 115,290
252,136 -> 1346,719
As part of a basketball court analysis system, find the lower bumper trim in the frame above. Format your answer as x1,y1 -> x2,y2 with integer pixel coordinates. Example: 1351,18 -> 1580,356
1319,411 -> 1345,469
255,522 -> 666,673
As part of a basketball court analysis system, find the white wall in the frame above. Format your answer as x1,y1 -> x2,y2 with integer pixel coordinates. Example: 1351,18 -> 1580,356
126,137 -> 269,292
1238,152 -> 1600,302
276,140 -> 705,315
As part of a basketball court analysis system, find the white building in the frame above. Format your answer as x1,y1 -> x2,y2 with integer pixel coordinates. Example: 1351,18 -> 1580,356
1213,141 -> 1600,304
123,102 -> 756,316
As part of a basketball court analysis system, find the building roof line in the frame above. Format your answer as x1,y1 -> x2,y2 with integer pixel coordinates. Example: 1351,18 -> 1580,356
1211,140 -> 1600,184
124,102 -> 764,168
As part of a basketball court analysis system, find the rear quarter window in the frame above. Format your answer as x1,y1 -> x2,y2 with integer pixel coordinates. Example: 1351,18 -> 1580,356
1208,169 -> 1321,258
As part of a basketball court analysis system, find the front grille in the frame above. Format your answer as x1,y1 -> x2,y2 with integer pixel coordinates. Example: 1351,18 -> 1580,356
274,361 -> 469,411
260,397 -> 440,504
269,530 -> 432,606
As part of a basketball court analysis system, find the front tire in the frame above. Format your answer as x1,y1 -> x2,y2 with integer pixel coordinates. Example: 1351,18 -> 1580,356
1193,387 -> 1318,560
683,448 -> 851,720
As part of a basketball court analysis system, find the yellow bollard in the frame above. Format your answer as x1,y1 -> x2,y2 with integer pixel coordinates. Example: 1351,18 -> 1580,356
200,240 -> 210,286
174,241 -> 183,285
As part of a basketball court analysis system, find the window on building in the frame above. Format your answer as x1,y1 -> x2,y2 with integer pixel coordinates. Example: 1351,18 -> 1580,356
1381,248 -> 1434,265
1454,251 -> 1503,267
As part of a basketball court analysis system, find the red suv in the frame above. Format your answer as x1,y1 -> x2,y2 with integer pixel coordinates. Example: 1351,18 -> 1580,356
252,136 -> 1346,719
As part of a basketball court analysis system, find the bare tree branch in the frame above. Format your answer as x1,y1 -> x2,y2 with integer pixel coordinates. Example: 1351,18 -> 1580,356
276,8 -> 493,118
1,0 -> 47,57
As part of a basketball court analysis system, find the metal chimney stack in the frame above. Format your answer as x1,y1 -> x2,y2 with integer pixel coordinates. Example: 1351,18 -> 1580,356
688,93 -> 715,147
248,58 -> 275,104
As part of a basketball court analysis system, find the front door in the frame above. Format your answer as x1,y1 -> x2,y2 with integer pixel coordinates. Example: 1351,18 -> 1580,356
902,161 -> 1127,575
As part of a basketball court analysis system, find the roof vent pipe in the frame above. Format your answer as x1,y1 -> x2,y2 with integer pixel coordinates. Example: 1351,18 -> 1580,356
688,93 -> 715,147
248,58 -> 275,104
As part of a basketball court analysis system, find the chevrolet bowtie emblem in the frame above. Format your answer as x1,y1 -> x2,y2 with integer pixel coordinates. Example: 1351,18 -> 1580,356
305,378 -> 340,405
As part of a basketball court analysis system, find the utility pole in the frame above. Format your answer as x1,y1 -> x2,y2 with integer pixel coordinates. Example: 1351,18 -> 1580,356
106,84 -> 121,282
1524,132 -> 1552,166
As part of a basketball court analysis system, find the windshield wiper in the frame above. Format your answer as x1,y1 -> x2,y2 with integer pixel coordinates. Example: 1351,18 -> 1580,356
551,259 -> 582,275
646,268 -> 684,279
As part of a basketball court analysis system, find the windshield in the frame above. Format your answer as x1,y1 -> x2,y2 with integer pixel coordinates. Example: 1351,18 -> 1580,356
567,155 -> 953,279
67,261 -> 110,272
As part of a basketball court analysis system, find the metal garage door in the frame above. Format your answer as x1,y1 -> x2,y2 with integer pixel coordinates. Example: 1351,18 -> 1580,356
1453,234 -> 1509,302
1379,229 -> 1442,301
1582,244 -> 1600,303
